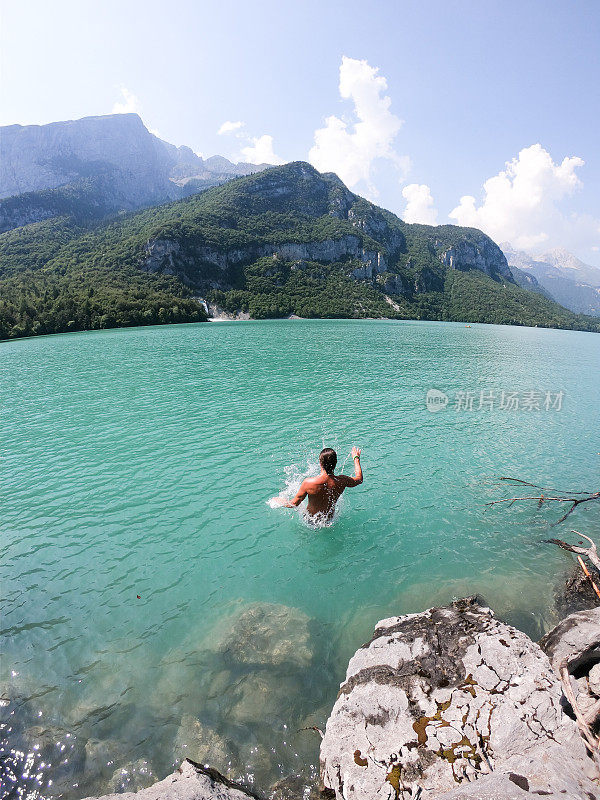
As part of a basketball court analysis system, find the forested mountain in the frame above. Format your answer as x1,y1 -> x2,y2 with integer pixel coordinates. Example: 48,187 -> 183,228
1,161 -> 598,340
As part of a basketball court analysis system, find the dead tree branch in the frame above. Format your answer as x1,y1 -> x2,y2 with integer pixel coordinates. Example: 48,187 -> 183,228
544,532 -> 600,575
486,477 -> 599,526
560,664 -> 600,773
576,556 -> 600,600
492,477 -> 593,495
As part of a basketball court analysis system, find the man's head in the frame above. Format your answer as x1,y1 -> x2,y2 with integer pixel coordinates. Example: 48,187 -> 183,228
319,447 -> 337,475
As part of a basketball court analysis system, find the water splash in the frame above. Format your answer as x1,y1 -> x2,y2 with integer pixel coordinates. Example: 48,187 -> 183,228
267,450 -> 352,528
267,452 -> 319,512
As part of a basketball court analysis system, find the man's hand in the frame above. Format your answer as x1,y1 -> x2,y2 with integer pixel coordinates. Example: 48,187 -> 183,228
342,446 -> 363,487
270,496 -> 292,507
271,481 -> 308,509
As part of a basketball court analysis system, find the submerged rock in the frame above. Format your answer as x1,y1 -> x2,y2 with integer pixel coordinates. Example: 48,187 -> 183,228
106,758 -> 156,793
268,774 -> 322,800
156,602 -> 314,710
85,737 -> 124,770
226,672 -> 302,727
159,602 -> 319,785
174,715 -> 240,775
81,758 -> 260,800
210,602 -> 313,669
319,597 -> 596,799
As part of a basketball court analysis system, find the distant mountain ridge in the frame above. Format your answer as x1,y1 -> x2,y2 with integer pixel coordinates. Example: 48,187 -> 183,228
0,113 -> 269,231
540,247 -> 600,287
502,243 -> 600,317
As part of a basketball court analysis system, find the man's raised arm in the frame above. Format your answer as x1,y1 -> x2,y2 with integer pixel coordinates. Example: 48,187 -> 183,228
342,447 -> 363,487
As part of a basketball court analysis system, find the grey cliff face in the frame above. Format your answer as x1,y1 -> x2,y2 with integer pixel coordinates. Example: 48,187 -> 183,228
0,114 -> 269,228
348,207 -> 405,259
319,597 -> 595,800
439,236 -> 512,280
0,114 -> 177,203
142,239 -> 182,276
140,234 -> 392,288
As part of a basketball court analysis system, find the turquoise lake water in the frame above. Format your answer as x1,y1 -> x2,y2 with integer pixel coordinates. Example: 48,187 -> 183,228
1,319 -> 599,798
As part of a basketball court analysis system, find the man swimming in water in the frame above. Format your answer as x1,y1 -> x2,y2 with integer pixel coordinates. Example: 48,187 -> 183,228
276,447 -> 363,520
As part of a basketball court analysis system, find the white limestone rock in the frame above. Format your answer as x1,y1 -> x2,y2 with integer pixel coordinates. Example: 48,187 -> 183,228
439,236 -> 512,279
589,662 -> 600,697
319,597 -> 595,799
539,606 -> 600,673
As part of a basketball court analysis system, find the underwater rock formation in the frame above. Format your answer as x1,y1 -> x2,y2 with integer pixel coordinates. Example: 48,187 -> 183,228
164,601 -> 319,786
319,597 -> 597,799
81,758 -> 260,800
105,759 -> 156,793
209,602 -> 313,670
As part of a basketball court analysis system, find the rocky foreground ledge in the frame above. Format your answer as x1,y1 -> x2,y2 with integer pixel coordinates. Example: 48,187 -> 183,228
321,597 -> 599,799
85,599 -> 600,800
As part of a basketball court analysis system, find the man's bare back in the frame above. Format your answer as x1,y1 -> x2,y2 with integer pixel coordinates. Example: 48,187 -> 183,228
274,447 -> 363,520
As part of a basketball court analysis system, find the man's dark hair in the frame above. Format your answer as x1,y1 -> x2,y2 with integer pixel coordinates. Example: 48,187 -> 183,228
319,447 -> 337,475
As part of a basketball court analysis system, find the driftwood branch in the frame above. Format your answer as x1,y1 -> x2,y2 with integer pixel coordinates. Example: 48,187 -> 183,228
576,556 -> 600,600
492,477 -> 593,495
545,531 -> 600,575
559,664 -> 600,772
486,477 -> 599,525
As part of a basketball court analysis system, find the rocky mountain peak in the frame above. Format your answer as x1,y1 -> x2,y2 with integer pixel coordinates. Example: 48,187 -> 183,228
0,113 -> 273,226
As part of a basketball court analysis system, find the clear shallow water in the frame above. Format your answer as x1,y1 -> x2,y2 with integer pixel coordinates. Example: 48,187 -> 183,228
1,319 -> 599,798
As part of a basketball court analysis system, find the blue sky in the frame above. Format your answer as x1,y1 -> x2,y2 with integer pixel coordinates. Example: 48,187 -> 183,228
2,0 -> 599,263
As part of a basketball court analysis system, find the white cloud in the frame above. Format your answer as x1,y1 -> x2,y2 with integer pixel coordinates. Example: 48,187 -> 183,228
449,143 -> 599,253
402,184 -> 438,225
240,134 -> 284,165
112,86 -> 141,115
216,120 -> 282,164
308,56 -> 409,196
218,120 -> 245,136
